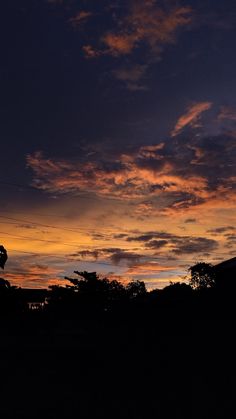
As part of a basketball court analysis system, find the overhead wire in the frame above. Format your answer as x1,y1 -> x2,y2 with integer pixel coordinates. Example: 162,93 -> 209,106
0,214 -> 121,233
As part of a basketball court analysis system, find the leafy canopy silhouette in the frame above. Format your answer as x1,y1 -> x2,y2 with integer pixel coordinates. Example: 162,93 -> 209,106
0,245 -> 8,269
188,262 -> 216,289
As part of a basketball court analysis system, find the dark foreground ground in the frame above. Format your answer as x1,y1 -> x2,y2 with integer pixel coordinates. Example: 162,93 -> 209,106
0,306 -> 235,419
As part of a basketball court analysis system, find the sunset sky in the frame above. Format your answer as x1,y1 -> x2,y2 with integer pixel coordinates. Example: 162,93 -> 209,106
1,0 -> 236,289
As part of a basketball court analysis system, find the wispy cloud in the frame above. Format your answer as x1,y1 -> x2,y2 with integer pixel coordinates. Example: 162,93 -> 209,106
171,101 -> 212,136
26,150 -> 207,203
218,106 -> 236,122
80,1 -> 192,86
207,226 -> 236,234
126,230 -> 218,255
113,64 -> 148,91
5,258 -> 65,288
68,11 -> 93,28
100,3 -> 192,57
126,261 -> 177,276
70,247 -> 142,267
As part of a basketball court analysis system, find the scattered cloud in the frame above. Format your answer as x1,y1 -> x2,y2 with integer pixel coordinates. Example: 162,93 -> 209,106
218,106 -> 236,122
27,103 -> 236,215
110,250 -> 142,266
83,45 -> 100,58
172,237 -> 218,255
171,102 -> 212,136
26,150 -> 207,203
134,201 -> 154,217
70,247 -> 142,267
126,261 -> 177,276
145,239 -> 168,249
68,11 -> 93,28
70,250 -> 100,259
207,226 -> 236,234
113,64 -> 148,91
79,1 -> 192,86
100,3 -> 192,57
126,230 -> 218,255
5,258 -> 65,288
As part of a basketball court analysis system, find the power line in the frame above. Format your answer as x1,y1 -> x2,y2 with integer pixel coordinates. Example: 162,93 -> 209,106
0,215 -> 83,233
0,231 -> 81,247
0,180 -> 121,203
0,214 -> 117,233
0,209 -> 69,219
0,180 -> 39,191
7,248 -> 75,260
6,248 -> 130,267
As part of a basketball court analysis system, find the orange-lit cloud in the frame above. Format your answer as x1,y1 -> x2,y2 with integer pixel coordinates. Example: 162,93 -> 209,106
126,261 -> 177,276
80,1 -> 192,85
171,102 -> 212,136
83,45 -> 100,58
26,150 -> 208,202
49,1 -> 192,87
26,112 -> 236,215
124,261 -> 182,289
69,11 -> 92,28
70,247 -> 143,267
4,260 -> 65,289
101,3 -> 192,57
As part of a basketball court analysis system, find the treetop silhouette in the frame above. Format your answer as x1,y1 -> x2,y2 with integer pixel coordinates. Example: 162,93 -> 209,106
0,245 -> 8,269
188,262 -> 216,289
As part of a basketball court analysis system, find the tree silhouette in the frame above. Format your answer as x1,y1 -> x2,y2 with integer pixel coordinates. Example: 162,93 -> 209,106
0,278 -> 11,289
188,262 -> 216,289
162,281 -> 193,298
0,245 -> 7,269
126,280 -> 147,298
